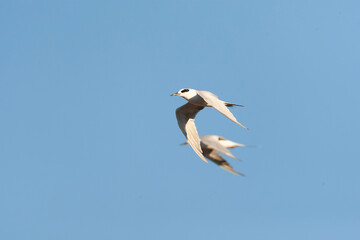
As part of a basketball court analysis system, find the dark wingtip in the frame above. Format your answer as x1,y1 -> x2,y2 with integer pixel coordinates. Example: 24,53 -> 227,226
237,172 -> 245,177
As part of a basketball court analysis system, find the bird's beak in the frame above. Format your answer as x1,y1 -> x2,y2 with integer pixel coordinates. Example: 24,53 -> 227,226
170,92 -> 179,96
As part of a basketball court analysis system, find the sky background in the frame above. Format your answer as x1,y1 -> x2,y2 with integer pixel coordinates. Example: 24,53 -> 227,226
1,1 -> 360,239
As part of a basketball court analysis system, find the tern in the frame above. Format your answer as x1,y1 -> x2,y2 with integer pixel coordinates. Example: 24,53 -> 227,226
182,135 -> 248,176
171,88 -> 248,130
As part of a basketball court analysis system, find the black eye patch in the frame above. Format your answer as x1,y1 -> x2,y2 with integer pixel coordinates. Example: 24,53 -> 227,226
181,89 -> 189,93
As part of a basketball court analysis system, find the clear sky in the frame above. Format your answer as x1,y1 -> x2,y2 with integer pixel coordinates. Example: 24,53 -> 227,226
1,1 -> 360,239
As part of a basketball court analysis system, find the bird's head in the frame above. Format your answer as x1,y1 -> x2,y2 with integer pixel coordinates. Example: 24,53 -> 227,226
170,88 -> 197,100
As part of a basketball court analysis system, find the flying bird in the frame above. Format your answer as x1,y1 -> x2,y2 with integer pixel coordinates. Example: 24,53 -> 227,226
171,88 -> 248,130
182,135 -> 248,176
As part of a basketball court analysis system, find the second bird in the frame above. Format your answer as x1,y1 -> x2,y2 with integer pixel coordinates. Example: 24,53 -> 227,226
182,135 -> 248,176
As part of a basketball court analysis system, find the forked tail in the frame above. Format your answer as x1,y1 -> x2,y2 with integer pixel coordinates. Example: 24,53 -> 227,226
225,103 -> 245,107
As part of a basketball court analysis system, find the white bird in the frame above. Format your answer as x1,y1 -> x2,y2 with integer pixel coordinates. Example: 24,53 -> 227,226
171,88 -> 248,130
182,135 -> 248,176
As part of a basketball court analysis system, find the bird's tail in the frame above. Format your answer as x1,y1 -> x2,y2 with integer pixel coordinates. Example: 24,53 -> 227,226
225,103 -> 245,107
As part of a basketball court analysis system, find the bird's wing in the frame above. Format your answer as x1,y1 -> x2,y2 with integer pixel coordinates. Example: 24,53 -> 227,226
176,102 -> 208,163
197,91 -> 248,130
202,148 -> 244,176
218,137 -> 247,148
200,135 -> 239,160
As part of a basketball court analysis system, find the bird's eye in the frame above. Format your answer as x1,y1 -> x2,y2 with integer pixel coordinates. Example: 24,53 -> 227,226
181,89 -> 189,93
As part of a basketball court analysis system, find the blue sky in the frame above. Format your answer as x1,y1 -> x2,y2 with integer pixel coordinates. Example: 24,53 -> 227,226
1,1 -> 360,239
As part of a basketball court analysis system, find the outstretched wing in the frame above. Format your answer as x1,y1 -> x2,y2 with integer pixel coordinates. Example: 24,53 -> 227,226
202,148 -> 244,176
218,138 -> 247,149
176,103 -> 207,163
200,135 -> 239,160
197,91 -> 248,130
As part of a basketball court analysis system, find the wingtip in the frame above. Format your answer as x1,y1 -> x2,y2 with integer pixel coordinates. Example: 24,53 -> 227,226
196,151 -> 208,163
198,155 -> 208,163
229,170 -> 245,176
233,171 -> 245,176
239,123 -> 249,130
